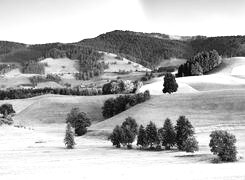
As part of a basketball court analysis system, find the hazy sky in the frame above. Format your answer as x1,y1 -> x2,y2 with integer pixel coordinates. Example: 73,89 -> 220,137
0,0 -> 245,44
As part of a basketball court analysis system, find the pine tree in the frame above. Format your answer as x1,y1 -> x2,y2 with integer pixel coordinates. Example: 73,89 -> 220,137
159,118 -> 176,150
64,123 -> 75,149
162,73 -> 178,94
121,117 -> 138,149
145,121 -> 159,148
175,116 -> 194,150
137,125 -> 148,148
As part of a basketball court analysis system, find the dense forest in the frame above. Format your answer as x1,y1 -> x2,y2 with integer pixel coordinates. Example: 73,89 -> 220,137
1,31 -> 245,75
80,30 -> 193,68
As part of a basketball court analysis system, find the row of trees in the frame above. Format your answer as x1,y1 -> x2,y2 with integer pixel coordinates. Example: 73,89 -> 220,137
109,116 -> 238,162
29,74 -> 62,86
109,116 -> 198,152
102,80 -> 143,95
177,50 -> 221,77
0,87 -> 103,100
102,90 -> 150,119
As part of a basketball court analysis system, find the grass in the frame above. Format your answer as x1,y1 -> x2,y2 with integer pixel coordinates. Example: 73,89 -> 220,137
0,94 -> 117,126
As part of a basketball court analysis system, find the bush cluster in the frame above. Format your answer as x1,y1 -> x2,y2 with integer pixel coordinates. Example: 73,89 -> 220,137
0,103 -> 15,125
102,90 -> 150,119
0,87 -> 103,100
102,80 -> 143,95
109,116 -> 199,153
66,108 -> 91,136
177,50 -> 221,77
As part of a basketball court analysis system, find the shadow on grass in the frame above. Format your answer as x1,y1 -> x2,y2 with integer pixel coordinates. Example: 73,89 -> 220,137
175,153 -> 215,163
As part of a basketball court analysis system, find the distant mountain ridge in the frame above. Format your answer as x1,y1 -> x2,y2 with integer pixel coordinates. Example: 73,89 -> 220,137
1,30 -> 245,69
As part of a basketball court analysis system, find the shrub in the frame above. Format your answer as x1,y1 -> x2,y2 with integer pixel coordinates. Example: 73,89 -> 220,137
158,118 -> 176,150
209,130 -> 237,162
182,136 -> 199,153
66,108 -> 91,136
0,104 -> 15,118
137,125 -> 148,149
162,73 -> 178,94
175,116 -> 194,150
64,123 -> 75,149
102,80 -> 142,95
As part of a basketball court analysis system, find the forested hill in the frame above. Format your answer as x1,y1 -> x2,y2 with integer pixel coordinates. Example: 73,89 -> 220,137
79,30 -> 193,68
1,31 -> 245,69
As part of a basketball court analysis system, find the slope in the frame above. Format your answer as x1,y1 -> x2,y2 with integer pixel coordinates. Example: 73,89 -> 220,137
0,94 -> 116,126
89,89 -> 245,136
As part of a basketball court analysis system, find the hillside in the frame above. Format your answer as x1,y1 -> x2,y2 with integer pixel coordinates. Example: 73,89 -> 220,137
89,57 -> 245,135
0,94 -> 116,125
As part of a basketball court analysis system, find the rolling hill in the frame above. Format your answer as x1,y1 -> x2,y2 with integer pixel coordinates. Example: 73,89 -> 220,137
89,57 -> 245,136
0,94 -> 116,126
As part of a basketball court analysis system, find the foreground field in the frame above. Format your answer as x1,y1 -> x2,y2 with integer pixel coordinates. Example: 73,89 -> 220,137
1,125 -> 245,180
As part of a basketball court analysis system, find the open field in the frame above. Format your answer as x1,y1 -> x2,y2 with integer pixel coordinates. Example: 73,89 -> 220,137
1,57 -> 245,179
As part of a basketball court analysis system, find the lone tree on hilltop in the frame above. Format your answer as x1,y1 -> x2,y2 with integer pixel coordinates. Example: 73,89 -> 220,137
209,130 -> 237,162
162,73 -> 178,94
137,125 -> 148,149
175,116 -> 194,150
0,104 -> 15,118
64,123 -> 75,149
159,118 -> 176,150
66,108 -> 91,136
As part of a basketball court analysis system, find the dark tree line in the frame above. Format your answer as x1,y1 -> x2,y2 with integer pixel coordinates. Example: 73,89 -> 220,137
177,50 -> 221,77
102,90 -> 150,119
109,116 -> 199,152
0,87 -> 103,100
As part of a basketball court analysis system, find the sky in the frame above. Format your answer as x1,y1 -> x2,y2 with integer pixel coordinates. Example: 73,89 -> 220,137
0,0 -> 245,44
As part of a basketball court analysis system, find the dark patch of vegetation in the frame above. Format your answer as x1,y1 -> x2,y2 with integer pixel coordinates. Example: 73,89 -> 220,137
0,103 -> 15,125
162,73 -> 178,94
22,60 -> 46,74
80,30 -> 193,69
109,117 -> 138,149
0,87 -> 103,100
110,116 -> 199,153
177,50 -> 221,77
209,130 -> 237,162
0,64 -> 18,74
29,74 -> 61,86
102,80 -> 143,95
66,108 -> 91,136
0,104 -> 15,118
102,90 -> 150,119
